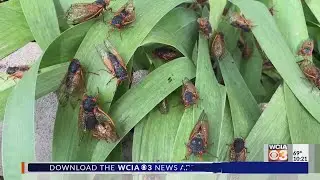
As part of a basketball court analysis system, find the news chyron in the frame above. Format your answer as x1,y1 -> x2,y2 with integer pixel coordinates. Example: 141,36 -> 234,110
265,144 -> 309,162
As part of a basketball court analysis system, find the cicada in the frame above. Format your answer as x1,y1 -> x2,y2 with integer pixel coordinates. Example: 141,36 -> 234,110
197,17 -> 212,39
157,98 -> 169,114
298,39 -> 314,57
2,65 -> 30,81
229,137 -> 248,162
185,111 -> 210,161
57,59 -> 85,106
96,40 -> 128,86
181,78 -> 199,108
229,13 -> 254,32
299,59 -> 320,89
108,0 -> 136,39
79,94 -> 119,142
211,32 -> 225,60
153,46 -> 181,62
66,0 -> 111,25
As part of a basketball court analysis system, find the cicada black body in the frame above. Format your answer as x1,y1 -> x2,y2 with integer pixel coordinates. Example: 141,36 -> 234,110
153,46 -> 181,62
229,137 -> 248,162
181,78 -> 199,108
3,65 -> 30,81
229,13 -> 254,32
79,94 -> 119,142
108,0 -> 135,38
96,40 -> 128,86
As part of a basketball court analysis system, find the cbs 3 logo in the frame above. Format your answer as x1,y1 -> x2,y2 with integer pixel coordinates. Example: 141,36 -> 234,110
268,150 -> 288,161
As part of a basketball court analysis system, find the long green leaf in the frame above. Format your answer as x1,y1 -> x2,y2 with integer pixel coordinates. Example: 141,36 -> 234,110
304,0 -> 320,24
133,92 -> 185,161
194,35 -> 226,160
284,85 -> 320,143
0,0 -> 33,59
246,85 -> 291,161
209,0 -> 227,30
273,0 -> 308,55
273,0 -> 320,144
2,60 -> 40,180
219,51 -> 261,138
230,0 -> 320,123
20,0 -> 60,49
92,58 -> 196,161
142,7 -> 198,60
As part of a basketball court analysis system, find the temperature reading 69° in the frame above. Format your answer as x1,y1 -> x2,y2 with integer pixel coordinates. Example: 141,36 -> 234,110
293,151 -> 302,156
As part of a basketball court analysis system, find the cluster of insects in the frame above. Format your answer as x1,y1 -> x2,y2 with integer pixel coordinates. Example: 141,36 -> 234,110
66,0 -> 136,39
63,0 -> 259,161
56,39 -> 130,142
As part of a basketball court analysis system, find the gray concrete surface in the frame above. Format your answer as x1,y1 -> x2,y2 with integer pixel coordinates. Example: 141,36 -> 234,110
0,42 -> 148,176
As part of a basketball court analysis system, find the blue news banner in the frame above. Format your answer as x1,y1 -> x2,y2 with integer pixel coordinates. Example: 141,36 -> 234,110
25,162 -> 308,174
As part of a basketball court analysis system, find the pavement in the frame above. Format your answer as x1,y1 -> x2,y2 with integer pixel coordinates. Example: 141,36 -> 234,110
0,42 -> 148,176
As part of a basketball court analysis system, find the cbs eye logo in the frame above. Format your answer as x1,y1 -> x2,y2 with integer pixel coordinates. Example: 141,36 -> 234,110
268,150 -> 288,161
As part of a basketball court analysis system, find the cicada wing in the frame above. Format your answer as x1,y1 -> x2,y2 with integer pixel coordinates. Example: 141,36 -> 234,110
56,74 -> 70,106
69,69 -> 86,108
95,107 -> 116,126
66,3 -> 102,25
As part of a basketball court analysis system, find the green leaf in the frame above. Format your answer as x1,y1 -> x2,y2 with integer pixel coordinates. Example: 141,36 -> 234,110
273,0 -> 309,56
194,35 -> 226,161
0,0 -> 33,59
273,0 -> 320,144
92,58 -> 196,161
218,100 -> 233,162
40,20 -> 95,68
239,33 -> 266,101
304,0 -> 320,24
209,0 -> 227,30
20,0 -> 60,49
2,60 -> 40,180
230,0 -> 320,123
284,85 -> 320,143
219,51 -> 261,138
142,7 -> 198,60
246,85 -> 291,161
132,92 -> 185,161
